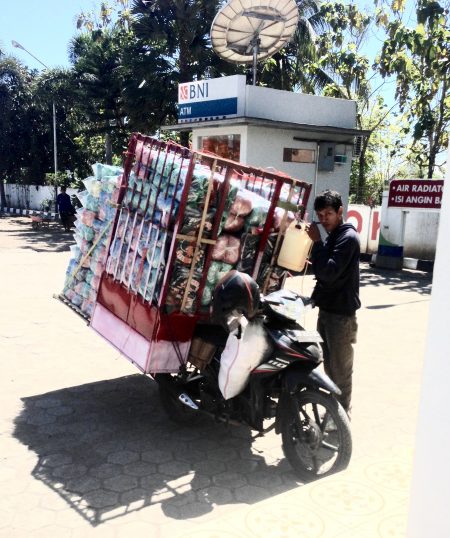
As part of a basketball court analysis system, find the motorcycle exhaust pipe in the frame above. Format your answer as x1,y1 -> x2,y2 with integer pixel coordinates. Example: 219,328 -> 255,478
155,374 -> 199,410
178,392 -> 199,410
180,393 -> 244,428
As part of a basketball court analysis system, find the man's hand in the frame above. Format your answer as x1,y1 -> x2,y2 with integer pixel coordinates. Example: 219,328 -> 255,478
305,222 -> 322,242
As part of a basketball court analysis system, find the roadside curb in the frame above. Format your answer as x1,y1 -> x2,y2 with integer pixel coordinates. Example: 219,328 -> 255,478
403,257 -> 434,272
0,207 -> 58,220
363,253 -> 434,273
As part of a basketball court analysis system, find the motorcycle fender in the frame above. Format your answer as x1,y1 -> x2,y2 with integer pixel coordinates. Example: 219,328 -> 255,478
284,366 -> 341,396
274,367 -> 341,435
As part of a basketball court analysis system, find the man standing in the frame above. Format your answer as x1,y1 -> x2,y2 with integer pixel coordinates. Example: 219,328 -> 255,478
56,186 -> 75,232
306,190 -> 360,416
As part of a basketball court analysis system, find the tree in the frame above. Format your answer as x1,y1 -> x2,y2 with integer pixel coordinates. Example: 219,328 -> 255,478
69,28 -> 132,164
131,0 -> 242,145
378,0 -> 450,178
349,99 -> 408,204
121,42 -> 178,133
132,0 -> 237,83
301,2 -> 389,203
72,0 -> 179,158
1,51 -> 102,197
32,68 -> 101,182
260,0 -> 331,92
0,57 -> 34,207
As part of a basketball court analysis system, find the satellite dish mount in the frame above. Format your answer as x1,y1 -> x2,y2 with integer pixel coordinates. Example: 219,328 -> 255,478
250,36 -> 261,85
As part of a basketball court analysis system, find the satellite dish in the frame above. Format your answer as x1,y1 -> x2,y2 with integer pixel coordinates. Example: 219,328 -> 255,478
211,0 -> 299,85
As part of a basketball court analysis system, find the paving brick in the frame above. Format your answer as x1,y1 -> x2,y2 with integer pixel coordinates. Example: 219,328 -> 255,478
0,218 -> 431,537
103,474 -> 139,493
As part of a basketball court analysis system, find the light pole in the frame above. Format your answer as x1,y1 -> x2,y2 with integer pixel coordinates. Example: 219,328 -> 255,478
12,40 -> 58,209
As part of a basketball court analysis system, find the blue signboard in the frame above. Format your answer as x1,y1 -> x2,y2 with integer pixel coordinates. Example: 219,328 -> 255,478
178,98 -> 238,122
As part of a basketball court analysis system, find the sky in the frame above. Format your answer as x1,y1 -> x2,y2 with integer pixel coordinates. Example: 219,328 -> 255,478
1,0 -> 396,71
0,0 -> 101,70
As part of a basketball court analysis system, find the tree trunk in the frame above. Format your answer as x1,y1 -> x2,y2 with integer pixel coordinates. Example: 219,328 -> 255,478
0,179 -> 6,209
179,131 -> 190,148
357,135 -> 370,203
105,132 -> 112,165
178,41 -> 191,149
428,132 -> 435,179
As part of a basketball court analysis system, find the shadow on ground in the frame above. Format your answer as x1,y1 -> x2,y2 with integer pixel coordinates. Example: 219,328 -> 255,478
360,263 -> 432,296
0,216 -> 73,253
13,375 -> 301,527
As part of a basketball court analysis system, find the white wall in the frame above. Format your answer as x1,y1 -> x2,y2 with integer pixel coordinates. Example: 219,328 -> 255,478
245,86 -> 357,128
347,204 -> 381,254
246,127 -> 353,216
407,145 -> 450,537
315,143 -> 354,210
3,184 -> 77,211
193,124 -> 354,217
378,190 -> 439,260
246,126 -> 318,216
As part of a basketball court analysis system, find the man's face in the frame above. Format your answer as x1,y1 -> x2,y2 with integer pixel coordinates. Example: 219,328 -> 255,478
315,205 -> 343,233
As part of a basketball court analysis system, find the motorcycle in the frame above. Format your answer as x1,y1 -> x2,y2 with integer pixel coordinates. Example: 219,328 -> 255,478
155,276 -> 352,482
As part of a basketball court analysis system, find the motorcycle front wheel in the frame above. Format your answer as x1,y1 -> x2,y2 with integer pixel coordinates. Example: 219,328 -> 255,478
280,389 -> 352,482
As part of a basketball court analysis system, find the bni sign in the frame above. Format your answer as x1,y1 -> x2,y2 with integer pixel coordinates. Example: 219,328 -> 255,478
388,179 -> 444,209
177,75 -> 246,123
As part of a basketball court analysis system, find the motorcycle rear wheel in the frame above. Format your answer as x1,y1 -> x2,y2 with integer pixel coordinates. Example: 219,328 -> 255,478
281,389 -> 352,481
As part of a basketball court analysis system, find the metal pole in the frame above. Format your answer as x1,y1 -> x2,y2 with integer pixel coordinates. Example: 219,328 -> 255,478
52,101 -> 58,206
251,37 -> 260,86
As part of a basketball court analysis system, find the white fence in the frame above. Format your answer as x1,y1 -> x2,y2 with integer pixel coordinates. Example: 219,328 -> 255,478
2,184 -> 77,212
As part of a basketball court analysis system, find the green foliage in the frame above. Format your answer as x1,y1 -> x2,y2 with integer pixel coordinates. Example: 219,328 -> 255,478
300,2 -> 384,203
259,0 -> 329,92
306,2 -> 372,102
377,0 -> 449,178
132,0 -> 240,84
40,198 -> 53,211
69,27 -> 131,156
0,57 -> 34,183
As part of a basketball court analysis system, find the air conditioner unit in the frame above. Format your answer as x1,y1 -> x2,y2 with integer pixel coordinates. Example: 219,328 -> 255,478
334,154 -> 347,165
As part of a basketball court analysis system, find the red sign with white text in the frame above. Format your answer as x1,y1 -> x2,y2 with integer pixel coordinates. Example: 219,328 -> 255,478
388,179 -> 444,209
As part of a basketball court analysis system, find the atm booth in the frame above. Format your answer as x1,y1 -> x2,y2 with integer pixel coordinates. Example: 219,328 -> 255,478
163,75 -> 369,216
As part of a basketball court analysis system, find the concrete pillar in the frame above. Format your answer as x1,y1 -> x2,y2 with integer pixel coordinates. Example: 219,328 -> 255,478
375,190 -> 405,269
407,145 -> 450,536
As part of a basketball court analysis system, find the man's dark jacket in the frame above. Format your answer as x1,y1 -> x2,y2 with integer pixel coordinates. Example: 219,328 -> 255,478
310,222 -> 361,316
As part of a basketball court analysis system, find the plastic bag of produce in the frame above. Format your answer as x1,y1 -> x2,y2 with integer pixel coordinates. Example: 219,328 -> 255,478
273,207 -> 295,231
81,299 -> 95,317
64,289 -> 83,307
237,233 -> 261,274
212,235 -> 241,265
165,263 -> 203,314
80,209 -> 96,227
74,221 -> 95,242
76,190 -> 89,207
92,163 -> 123,179
82,176 -> 102,197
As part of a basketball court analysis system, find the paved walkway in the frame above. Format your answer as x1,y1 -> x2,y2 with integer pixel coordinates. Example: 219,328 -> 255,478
0,216 -> 431,537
